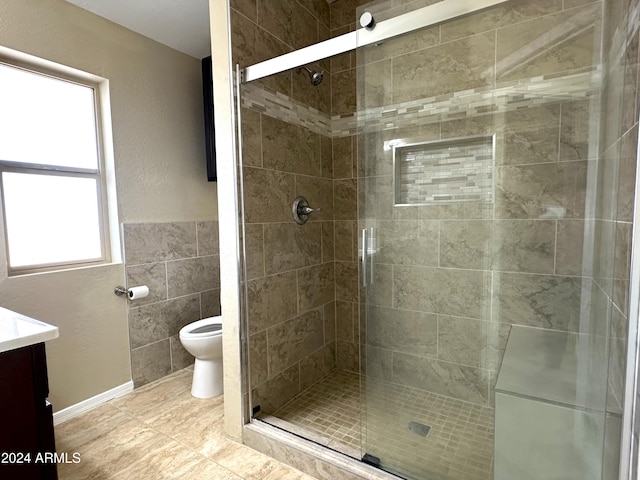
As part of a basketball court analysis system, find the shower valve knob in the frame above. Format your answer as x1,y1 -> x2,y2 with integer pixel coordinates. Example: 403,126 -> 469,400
292,196 -> 320,225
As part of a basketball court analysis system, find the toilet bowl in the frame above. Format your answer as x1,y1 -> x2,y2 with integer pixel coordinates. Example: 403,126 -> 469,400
179,316 -> 223,398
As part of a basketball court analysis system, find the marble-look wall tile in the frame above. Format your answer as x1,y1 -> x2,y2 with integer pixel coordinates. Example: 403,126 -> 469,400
440,0 -> 562,42
594,219 -> 615,297
243,167 -> 295,224
608,336 -> 627,415
250,331 -> 269,387
368,306 -> 437,357
597,144 -> 619,222
131,340 -> 171,388
123,222 -> 196,265
231,0 -> 256,21
320,221 -> 334,263
501,104 -> 560,165
330,0 -> 368,30
337,340 -> 360,373
321,135 -> 333,179
300,344 -> 336,391
440,220 -> 492,270
484,321 -> 512,372
493,272 -> 584,331
296,175 -> 334,222
300,0 -> 330,28
258,0 -> 318,50
232,10 -> 290,58
244,224 -> 265,280
491,220 -> 556,274
620,30 -> 639,136
332,69 -> 357,116
129,294 -> 201,349
367,263 -> 393,308
556,220 -> 587,275
263,222 -> 322,274
392,353 -> 489,405
169,335 -> 193,372
392,32 -> 495,103
125,220 -> 220,389
496,161 -> 588,219
262,116 -> 321,176
437,316 -> 510,372
241,108 -> 262,167
333,136 -> 355,179
362,175 -> 394,221
613,222 -> 632,315
268,309 -> 324,376
359,60 -> 392,109
297,262 -> 335,313
376,220 -> 439,267
394,266 -> 489,319
359,24 -> 439,65
437,315 -> 486,368
560,100 -> 591,161
334,261 -> 358,303
495,5 -> 598,82
617,126 -> 638,223
201,289 -> 221,318
324,301 -> 337,344
292,64 -> 331,114
365,346 -> 393,381
252,364 -> 300,414
334,179 -> 357,221
247,271 -> 298,334
334,221 -> 355,261
167,255 -> 220,298
126,263 -> 167,307
197,221 -> 219,256
336,300 -> 355,342
331,29 -> 353,73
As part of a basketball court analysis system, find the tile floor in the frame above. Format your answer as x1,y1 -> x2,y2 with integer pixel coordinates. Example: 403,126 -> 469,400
272,370 -> 495,480
54,368 -> 318,480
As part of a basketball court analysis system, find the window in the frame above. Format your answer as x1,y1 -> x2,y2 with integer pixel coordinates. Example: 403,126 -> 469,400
0,60 -> 109,273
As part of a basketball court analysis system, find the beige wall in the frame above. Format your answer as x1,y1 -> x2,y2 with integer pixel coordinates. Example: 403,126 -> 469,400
0,0 -> 217,410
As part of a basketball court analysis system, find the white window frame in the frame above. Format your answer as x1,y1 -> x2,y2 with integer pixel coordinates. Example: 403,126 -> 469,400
0,56 -> 114,276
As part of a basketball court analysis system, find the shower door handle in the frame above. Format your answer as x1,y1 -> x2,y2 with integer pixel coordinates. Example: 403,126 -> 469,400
369,227 -> 375,286
361,229 -> 368,288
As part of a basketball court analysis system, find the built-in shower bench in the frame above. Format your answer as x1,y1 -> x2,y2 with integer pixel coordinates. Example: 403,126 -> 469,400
494,325 -> 608,480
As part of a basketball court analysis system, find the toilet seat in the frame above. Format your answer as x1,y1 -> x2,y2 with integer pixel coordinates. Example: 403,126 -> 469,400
179,316 -> 222,339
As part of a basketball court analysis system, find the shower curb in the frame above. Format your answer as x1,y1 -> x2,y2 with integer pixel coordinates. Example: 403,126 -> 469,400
243,421 -> 402,480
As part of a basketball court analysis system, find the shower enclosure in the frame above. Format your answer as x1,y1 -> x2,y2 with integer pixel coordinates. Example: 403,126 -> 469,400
230,0 -> 638,478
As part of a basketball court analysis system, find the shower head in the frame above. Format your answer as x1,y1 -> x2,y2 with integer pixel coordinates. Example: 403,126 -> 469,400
298,66 -> 324,86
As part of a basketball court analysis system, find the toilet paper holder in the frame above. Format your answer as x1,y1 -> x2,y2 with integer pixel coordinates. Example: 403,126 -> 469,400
114,285 -> 149,300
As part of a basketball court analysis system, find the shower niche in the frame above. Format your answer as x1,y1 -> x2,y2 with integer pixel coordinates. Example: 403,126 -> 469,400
392,135 -> 495,206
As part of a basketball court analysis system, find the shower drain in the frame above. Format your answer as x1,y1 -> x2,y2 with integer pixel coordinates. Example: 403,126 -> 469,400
408,421 -> 431,437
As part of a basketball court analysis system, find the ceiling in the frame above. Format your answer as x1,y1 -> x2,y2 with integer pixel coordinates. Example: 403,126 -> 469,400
65,0 -> 211,59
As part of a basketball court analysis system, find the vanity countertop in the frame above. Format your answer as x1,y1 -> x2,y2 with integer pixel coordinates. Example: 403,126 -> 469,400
0,306 -> 59,354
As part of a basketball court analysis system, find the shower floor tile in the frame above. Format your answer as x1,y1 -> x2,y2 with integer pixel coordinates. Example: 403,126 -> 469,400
271,369 -> 494,480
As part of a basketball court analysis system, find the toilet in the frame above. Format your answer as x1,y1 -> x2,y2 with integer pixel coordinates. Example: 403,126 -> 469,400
179,316 -> 223,398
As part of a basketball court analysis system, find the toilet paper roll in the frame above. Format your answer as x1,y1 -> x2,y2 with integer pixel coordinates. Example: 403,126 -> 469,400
127,285 -> 149,300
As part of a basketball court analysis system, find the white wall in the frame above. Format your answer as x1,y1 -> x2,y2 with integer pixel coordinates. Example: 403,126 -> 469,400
0,0 -> 217,410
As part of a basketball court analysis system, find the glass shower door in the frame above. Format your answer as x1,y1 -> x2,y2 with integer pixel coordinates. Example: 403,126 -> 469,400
356,1 -> 612,479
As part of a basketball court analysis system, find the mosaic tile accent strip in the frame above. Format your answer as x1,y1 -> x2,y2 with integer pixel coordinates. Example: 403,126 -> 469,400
239,69 -> 597,140
241,82 -> 333,137
334,70 -> 598,137
270,369 -> 495,480
395,135 -> 494,205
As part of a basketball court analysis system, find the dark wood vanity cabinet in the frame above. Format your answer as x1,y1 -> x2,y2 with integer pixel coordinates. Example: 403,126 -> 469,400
0,343 -> 58,480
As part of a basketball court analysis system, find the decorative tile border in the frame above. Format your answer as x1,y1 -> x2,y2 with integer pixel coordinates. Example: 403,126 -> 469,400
240,69 -> 599,139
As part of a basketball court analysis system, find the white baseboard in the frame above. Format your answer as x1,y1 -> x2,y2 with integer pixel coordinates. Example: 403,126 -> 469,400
53,381 -> 134,425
